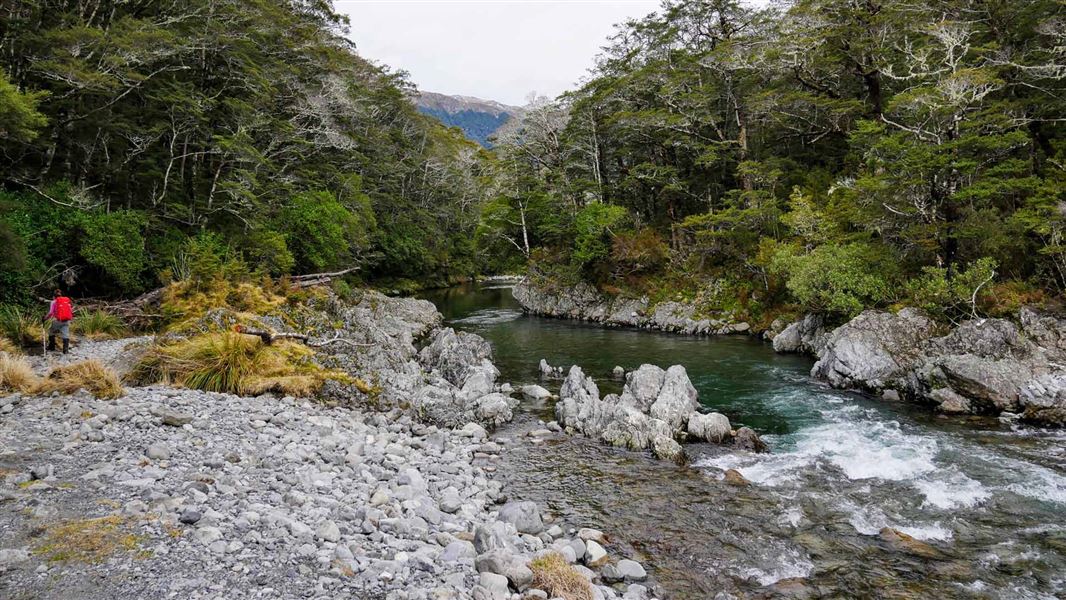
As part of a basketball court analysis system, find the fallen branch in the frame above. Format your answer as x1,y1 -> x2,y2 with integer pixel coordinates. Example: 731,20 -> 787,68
289,267 -> 360,288
234,326 -> 373,348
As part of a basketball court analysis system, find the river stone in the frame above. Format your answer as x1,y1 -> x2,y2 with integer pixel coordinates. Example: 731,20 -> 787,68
560,365 -> 600,404
441,540 -> 476,563
687,412 -> 731,443
521,385 -> 552,400
1019,373 -> 1066,425
146,443 -> 170,460
498,501 -> 544,534
615,559 -> 647,582
612,366 -> 625,379
584,540 -> 608,566
773,314 -> 827,356
475,572 -> 510,600
734,427 -> 768,452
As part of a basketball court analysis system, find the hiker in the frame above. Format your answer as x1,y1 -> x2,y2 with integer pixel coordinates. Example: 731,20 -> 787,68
45,288 -> 74,354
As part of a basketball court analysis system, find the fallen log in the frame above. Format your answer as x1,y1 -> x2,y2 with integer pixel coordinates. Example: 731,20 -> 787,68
234,326 -> 372,348
289,267 -> 360,288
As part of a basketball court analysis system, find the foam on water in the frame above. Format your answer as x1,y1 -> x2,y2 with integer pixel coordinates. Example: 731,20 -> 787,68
739,545 -> 813,586
914,467 -> 991,509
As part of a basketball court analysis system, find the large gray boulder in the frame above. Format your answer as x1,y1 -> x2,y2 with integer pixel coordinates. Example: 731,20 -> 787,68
619,364 -> 666,412
649,365 -> 700,431
812,308 -> 938,393
1020,373 -> 1066,425
772,314 -> 828,356
497,501 -> 544,535
419,327 -> 493,386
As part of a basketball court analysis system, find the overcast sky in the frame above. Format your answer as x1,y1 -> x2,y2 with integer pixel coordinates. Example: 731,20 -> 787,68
336,0 -> 662,106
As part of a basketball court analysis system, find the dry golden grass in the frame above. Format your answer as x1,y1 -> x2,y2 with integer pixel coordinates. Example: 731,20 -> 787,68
0,353 -> 38,393
130,332 -> 346,397
530,552 -> 594,600
33,515 -> 141,563
0,336 -> 19,355
39,360 -> 124,399
161,280 -> 288,333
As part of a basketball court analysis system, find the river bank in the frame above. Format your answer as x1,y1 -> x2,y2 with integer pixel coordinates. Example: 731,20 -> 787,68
0,289 -> 658,600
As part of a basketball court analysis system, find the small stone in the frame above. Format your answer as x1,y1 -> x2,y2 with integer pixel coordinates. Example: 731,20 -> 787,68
146,443 -> 170,460
723,469 -> 750,486
498,501 -> 544,534
577,528 -> 605,543
161,411 -> 193,427
179,509 -> 203,525
317,520 -> 341,543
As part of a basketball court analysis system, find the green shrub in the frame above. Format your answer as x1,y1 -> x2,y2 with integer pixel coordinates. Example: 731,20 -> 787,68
572,203 -> 627,270
773,242 -> 900,317
78,211 -> 147,292
0,305 -> 44,346
905,257 -> 998,322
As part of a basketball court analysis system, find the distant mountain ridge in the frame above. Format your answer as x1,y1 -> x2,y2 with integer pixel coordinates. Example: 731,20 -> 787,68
414,91 -> 521,148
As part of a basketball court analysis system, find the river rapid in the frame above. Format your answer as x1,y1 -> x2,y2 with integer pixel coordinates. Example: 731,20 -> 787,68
421,283 -> 1066,599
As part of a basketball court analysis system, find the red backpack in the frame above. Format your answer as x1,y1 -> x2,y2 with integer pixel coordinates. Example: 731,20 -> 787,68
54,296 -> 73,322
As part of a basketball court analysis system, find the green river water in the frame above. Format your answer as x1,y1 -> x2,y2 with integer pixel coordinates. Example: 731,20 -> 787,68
421,283 -> 1066,599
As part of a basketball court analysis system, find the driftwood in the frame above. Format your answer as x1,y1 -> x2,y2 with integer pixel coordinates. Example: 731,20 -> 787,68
235,326 -> 372,348
288,266 -> 360,288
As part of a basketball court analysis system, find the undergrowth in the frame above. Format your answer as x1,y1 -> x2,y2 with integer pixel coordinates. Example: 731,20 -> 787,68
0,305 -> 45,346
71,309 -> 128,340
0,336 -> 18,355
130,332 -> 349,396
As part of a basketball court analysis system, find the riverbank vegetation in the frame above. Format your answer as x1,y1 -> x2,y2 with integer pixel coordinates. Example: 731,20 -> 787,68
483,0 -> 1064,324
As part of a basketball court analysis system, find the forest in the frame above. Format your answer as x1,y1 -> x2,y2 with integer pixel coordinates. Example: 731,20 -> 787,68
483,0 -> 1065,324
1,0 -> 1064,326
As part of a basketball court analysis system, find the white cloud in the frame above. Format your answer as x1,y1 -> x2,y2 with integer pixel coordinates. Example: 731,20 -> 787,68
336,0 -> 662,105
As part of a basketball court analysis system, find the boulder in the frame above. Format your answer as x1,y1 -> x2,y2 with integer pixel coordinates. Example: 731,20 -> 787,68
687,412 -> 731,443
649,365 -> 699,431
812,308 -> 938,393
772,314 -> 828,356
1019,373 -> 1066,425
619,365 -> 665,412
521,385 -> 553,400
497,501 -> 544,535
734,427 -> 768,452
419,327 -> 493,386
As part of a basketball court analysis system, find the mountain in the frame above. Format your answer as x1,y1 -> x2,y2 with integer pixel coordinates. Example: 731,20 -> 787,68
414,91 -> 521,148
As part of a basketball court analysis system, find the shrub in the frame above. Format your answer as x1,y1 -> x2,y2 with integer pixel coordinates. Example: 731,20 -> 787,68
130,332 -> 346,397
71,309 -> 127,340
78,210 -> 147,292
572,203 -> 627,270
905,257 -> 998,322
772,242 -> 900,318
0,353 -> 37,393
39,360 -> 124,399
0,305 -> 44,346
529,552 -> 593,600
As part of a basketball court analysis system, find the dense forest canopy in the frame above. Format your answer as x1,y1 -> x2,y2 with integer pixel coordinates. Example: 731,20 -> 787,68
483,0 -> 1065,323
0,0 -> 491,303
0,0 -> 1063,325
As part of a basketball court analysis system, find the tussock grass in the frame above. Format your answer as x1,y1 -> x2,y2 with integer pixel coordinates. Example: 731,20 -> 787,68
0,336 -> 18,355
0,353 -> 37,393
530,552 -> 594,600
0,305 -> 45,347
33,515 -> 141,563
161,280 -> 288,333
71,309 -> 127,340
40,360 -> 124,399
130,332 -> 346,396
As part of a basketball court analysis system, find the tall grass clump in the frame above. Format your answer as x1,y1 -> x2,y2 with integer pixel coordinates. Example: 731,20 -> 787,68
130,332 -> 345,396
71,309 -> 127,340
39,361 -> 124,399
0,353 -> 38,393
0,336 -> 18,355
0,305 -> 45,347
529,552 -> 593,600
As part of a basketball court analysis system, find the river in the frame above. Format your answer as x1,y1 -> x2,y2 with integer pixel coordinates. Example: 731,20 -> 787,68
421,282 -> 1066,599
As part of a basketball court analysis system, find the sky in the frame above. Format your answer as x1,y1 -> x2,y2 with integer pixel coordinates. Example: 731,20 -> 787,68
336,0 -> 662,106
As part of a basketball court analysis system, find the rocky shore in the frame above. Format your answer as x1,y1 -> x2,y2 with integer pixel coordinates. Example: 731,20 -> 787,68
0,290 -> 660,600
512,282 -> 751,336
772,307 -> 1066,426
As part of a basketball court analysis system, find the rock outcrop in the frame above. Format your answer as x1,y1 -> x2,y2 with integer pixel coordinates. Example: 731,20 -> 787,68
776,307 -> 1066,426
513,281 -> 751,336
554,363 -> 764,461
